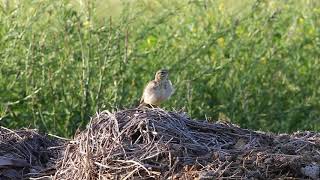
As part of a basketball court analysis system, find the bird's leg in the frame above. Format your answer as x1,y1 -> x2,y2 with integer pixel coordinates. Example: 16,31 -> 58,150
138,102 -> 147,109
138,103 -> 156,109
150,104 -> 159,109
150,104 -> 155,108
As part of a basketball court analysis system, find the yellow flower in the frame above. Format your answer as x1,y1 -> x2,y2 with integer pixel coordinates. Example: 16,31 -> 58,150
217,37 -> 225,47
236,26 -> 245,37
308,27 -> 315,36
83,20 -> 91,29
298,17 -> 304,24
260,57 -> 267,64
268,1 -> 276,10
147,36 -> 157,47
218,3 -> 224,12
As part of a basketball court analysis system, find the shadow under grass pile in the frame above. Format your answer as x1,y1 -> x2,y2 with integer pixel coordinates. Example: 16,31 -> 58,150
0,128 -> 65,179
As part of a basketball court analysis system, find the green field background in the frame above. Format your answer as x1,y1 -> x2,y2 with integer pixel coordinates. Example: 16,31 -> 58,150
1,0 -> 319,137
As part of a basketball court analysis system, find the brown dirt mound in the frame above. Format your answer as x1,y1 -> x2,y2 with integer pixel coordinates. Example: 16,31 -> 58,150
54,108 -> 320,179
0,127 -> 65,179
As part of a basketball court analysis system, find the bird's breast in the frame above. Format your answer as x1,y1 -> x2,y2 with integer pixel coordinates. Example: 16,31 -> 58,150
143,81 -> 173,105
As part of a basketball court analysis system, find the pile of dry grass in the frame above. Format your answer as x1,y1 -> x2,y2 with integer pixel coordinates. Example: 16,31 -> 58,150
54,108 -> 320,179
0,127 -> 65,179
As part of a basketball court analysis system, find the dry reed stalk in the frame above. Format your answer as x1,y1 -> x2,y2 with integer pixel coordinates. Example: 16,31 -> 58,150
53,108 -> 320,179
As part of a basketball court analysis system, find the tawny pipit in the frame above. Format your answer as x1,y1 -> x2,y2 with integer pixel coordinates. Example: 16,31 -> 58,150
139,69 -> 174,108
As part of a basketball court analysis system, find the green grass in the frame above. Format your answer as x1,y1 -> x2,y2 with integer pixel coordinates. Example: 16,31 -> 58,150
1,0 -> 320,137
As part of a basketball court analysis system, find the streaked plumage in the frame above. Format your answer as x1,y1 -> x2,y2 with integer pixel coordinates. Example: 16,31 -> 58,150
139,69 -> 174,108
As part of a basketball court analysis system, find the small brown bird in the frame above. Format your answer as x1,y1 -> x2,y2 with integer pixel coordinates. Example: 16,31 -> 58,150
139,69 -> 174,108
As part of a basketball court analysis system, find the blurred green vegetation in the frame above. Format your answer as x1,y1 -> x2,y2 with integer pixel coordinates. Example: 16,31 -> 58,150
1,0 -> 320,137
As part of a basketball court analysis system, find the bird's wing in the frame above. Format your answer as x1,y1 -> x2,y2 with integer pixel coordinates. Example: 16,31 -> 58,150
146,80 -> 158,90
140,80 -> 156,103
140,80 -> 158,104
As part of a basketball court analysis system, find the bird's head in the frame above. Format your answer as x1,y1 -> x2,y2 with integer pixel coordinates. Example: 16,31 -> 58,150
155,69 -> 169,81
